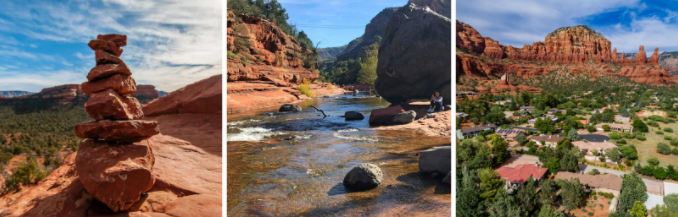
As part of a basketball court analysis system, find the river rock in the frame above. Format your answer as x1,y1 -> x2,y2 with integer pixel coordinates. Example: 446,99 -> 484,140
369,105 -> 405,126
392,110 -> 416,125
75,120 -> 159,143
85,89 -> 143,120
343,163 -> 383,191
75,139 -> 155,212
88,39 -> 123,57
81,74 -> 137,96
344,111 -> 365,121
279,104 -> 301,112
419,146 -> 451,176
87,63 -> 131,81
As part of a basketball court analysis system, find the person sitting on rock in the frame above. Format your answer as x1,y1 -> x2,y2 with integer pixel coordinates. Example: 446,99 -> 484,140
430,91 -> 444,112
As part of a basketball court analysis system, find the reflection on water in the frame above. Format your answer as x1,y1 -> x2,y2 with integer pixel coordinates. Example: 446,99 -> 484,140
227,95 -> 451,216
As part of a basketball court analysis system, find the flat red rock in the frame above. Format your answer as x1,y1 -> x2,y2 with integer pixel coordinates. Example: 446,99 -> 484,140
75,139 -> 155,212
81,74 -> 137,96
95,49 -> 124,65
85,89 -> 143,120
97,34 -> 127,47
88,39 -> 123,56
75,120 -> 159,143
87,63 -> 131,81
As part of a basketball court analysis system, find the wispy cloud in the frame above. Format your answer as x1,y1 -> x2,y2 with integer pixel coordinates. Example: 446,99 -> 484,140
0,0 -> 221,92
458,0 -> 639,47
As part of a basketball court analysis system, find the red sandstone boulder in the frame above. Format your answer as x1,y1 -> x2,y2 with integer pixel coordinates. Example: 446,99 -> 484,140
369,105 -> 405,126
75,139 -> 155,212
97,34 -> 127,47
75,120 -> 159,143
88,39 -> 123,57
87,64 -> 131,81
95,49 -> 124,65
85,89 -> 143,120
81,74 -> 137,96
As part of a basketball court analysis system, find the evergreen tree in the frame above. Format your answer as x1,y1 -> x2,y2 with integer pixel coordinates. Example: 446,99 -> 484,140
615,174 -> 648,215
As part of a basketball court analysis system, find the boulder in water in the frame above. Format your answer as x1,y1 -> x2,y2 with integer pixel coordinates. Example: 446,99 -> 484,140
419,146 -> 451,176
392,110 -> 416,124
279,104 -> 301,112
344,111 -> 365,121
343,163 -> 383,191
369,105 -> 405,126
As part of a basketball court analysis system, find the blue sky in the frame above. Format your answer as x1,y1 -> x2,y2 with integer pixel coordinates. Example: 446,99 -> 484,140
0,0 -> 221,92
458,0 -> 678,53
280,0 -> 407,48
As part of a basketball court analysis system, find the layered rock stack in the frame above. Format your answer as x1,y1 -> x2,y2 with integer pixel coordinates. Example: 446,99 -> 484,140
74,34 -> 159,212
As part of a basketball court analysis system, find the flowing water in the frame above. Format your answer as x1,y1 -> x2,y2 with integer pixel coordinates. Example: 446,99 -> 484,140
227,95 -> 451,217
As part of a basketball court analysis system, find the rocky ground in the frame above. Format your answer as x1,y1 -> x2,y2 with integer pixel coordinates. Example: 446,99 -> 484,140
376,110 -> 451,137
227,81 -> 344,119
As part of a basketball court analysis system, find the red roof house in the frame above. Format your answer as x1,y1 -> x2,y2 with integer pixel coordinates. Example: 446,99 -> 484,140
496,164 -> 548,184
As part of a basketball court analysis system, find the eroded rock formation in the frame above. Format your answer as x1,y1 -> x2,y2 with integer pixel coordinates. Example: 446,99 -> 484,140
227,12 -> 318,86
74,34 -> 159,212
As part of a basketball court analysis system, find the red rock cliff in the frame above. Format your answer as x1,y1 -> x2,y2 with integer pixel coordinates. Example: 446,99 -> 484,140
456,21 -> 672,85
227,12 -> 318,86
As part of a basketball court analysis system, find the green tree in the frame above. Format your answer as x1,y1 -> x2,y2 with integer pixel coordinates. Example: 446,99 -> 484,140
630,201 -> 647,217
538,179 -> 559,207
479,168 -> 505,202
457,167 -> 482,217
664,193 -> 678,212
537,205 -> 566,217
558,179 -> 587,210
516,178 -> 538,214
633,119 -> 649,133
489,135 -> 510,166
356,42 -> 379,86
488,191 -> 524,217
615,174 -> 648,215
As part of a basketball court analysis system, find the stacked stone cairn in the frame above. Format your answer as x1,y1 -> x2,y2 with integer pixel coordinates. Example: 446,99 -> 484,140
74,34 -> 159,212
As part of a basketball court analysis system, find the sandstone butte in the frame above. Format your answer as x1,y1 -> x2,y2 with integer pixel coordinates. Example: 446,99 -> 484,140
227,11 -> 344,119
0,38 -> 222,217
456,20 -> 674,93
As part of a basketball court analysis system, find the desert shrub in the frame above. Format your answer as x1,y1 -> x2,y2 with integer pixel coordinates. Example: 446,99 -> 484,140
3,158 -> 46,193
610,132 -> 622,140
658,143 -> 672,155
664,128 -> 674,133
603,124 -> 611,132
297,79 -> 313,97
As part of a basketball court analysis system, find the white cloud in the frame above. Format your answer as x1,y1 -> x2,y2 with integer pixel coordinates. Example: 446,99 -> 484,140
458,0 -> 639,47
0,0 -> 222,92
607,17 -> 678,53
